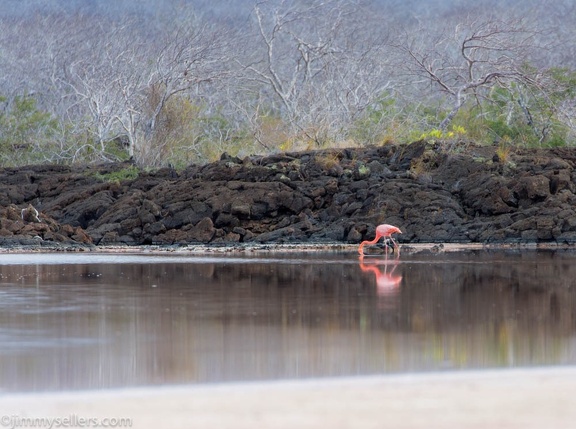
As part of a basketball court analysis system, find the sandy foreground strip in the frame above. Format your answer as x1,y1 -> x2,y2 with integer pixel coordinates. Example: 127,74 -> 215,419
1,367 -> 575,429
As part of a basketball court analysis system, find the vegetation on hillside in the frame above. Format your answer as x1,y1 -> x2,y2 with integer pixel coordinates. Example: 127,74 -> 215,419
0,0 -> 575,168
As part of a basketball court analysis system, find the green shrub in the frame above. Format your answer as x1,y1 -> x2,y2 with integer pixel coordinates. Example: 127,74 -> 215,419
0,95 -> 58,166
93,165 -> 140,184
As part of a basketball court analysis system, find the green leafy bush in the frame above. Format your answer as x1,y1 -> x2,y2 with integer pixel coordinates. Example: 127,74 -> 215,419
93,165 -> 140,183
0,95 -> 58,166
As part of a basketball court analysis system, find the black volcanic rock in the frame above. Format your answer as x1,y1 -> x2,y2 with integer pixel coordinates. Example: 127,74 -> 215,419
2,141 -> 576,247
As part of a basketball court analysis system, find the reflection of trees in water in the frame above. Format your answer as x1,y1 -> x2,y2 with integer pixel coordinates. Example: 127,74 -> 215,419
1,251 -> 576,391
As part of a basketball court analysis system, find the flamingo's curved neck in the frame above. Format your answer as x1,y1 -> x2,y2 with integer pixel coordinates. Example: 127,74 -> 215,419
358,234 -> 381,254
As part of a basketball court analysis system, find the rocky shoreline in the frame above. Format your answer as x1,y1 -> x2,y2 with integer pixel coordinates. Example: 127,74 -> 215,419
2,140 -> 576,249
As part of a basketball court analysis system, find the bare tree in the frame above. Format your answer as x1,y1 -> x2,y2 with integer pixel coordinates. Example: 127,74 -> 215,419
54,16 -> 147,161
393,16 -> 547,130
53,10 -> 232,165
135,21 -> 230,163
236,0 -> 392,148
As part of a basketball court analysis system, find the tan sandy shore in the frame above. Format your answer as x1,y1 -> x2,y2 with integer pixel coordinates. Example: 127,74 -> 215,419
1,367 -> 575,429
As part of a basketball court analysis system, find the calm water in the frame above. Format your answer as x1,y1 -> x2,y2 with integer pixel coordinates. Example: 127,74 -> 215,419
0,249 -> 575,392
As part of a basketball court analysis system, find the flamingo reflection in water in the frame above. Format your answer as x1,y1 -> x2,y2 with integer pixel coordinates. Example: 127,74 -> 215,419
359,257 -> 403,298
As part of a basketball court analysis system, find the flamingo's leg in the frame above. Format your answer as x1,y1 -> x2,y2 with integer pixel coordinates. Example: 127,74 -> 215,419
391,238 -> 400,256
381,238 -> 391,255
376,237 -> 399,257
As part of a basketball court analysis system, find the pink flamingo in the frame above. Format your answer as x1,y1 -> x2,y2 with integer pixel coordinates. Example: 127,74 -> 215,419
358,224 -> 402,256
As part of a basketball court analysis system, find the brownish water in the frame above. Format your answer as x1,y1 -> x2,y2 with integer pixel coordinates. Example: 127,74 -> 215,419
0,250 -> 575,392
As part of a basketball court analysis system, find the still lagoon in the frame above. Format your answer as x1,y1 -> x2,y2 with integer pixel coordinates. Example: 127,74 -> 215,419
0,249 -> 574,392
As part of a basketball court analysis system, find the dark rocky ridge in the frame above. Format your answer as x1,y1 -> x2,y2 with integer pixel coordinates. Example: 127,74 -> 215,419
2,140 -> 576,248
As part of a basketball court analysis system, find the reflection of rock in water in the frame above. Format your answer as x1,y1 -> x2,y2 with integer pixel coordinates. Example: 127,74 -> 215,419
550,293 -> 560,323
